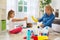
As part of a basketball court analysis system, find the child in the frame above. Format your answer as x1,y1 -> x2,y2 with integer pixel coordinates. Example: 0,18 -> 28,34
38,5 -> 55,28
7,10 -> 27,30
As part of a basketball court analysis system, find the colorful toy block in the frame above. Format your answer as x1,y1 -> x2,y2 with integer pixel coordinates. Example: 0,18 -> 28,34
38,36 -> 48,40
33,36 -> 38,40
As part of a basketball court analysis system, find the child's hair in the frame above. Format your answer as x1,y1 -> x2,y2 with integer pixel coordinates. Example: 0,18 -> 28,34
7,10 -> 14,20
45,5 -> 54,13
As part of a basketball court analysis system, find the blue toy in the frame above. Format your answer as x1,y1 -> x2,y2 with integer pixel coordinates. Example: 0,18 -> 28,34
27,30 -> 31,40
42,26 -> 49,36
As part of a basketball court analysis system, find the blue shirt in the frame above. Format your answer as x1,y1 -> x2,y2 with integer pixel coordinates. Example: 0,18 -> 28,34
38,13 -> 55,27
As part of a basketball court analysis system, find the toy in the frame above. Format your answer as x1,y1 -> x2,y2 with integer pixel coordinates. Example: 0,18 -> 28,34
38,36 -> 48,40
24,30 -> 34,39
33,35 -> 38,40
27,30 -> 31,40
31,30 -> 35,39
32,35 -> 48,40
23,28 -> 49,40
9,26 -> 22,34
31,16 -> 38,23
27,23 -> 32,28
31,16 -> 43,29
41,26 -> 49,36
23,36 -> 27,39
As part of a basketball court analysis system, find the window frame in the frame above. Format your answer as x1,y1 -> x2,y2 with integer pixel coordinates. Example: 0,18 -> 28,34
17,0 -> 27,13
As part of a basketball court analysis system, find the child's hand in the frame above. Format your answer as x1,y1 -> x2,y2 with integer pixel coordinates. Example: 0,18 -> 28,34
40,24 -> 44,28
24,17 -> 27,20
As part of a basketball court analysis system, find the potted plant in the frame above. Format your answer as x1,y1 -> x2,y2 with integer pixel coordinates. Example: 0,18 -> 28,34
40,0 -> 51,12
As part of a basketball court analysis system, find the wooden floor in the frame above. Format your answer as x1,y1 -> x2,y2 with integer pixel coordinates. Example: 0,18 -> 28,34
0,25 -> 60,40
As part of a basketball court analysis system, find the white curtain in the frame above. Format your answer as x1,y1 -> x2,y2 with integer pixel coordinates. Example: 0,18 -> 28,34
6,0 -> 40,23
27,0 -> 39,23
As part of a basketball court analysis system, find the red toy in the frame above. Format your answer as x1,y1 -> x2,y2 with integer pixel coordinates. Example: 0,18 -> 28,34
9,26 -> 22,34
24,36 -> 34,39
23,36 -> 27,39
33,36 -> 38,40
31,36 -> 34,39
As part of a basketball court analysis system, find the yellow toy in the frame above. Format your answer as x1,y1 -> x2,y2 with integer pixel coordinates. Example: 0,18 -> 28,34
38,36 -> 48,40
31,16 -> 43,28
31,16 -> 49,40
31,16 -> 38,23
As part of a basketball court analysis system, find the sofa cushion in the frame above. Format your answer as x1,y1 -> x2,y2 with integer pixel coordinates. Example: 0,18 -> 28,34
53,19 -> 60,24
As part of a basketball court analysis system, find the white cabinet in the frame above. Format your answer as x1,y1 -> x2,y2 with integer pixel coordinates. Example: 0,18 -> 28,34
0,0 -> 6,20
0,0 -> 6,32
0,0 -> 6,9
0,10 -> 1,32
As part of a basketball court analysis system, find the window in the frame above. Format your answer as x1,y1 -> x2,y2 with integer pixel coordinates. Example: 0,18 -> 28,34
18,0 -> 27,12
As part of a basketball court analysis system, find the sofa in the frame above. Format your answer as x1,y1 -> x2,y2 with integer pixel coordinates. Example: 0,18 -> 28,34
52,19 -> 60,32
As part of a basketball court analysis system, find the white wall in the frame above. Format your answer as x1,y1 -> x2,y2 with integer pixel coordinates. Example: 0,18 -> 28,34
6,0 -> 40,23
27,0 -> 40,23
0,0 -> 6,20
6,0 -> 17,14
51,0 -> 60,18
